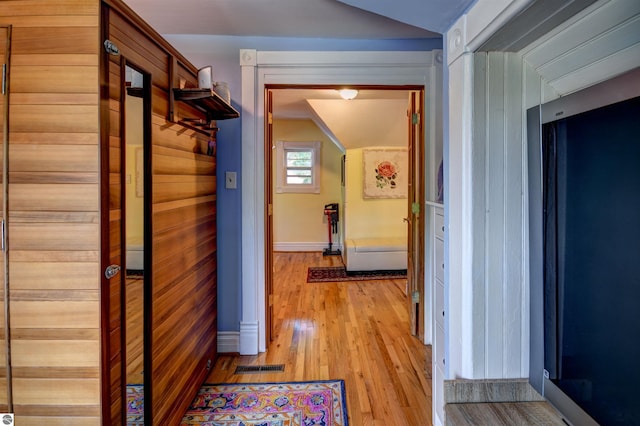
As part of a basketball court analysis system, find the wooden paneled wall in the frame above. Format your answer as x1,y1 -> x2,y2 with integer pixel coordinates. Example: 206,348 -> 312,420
0,0 -> 219,424
104,1 -> 218,424
0,24 -> 9,415
0,1 -> 102,424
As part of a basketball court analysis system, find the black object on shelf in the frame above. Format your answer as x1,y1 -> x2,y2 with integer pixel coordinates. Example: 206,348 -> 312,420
323,203 -> 341,256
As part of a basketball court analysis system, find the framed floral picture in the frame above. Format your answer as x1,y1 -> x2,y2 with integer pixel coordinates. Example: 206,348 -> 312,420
362,148 -> 408,198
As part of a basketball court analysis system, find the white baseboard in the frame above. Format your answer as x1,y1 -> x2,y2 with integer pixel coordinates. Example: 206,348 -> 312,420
217,331 -> 240,353
273,242 -> 343,252
239,321 -> 259,355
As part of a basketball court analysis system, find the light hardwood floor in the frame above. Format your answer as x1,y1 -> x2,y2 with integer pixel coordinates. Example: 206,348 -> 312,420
206,251 -> 432,425
126,275 -> 145,385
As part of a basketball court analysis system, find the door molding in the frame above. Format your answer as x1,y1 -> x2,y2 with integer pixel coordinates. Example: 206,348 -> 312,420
239,49 -> 443,354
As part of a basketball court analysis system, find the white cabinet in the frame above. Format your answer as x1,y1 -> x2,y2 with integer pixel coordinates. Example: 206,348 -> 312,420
431,206 -> 445,426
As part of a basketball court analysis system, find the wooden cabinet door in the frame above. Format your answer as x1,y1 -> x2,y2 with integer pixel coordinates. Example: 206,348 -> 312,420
0,24 -> 10,413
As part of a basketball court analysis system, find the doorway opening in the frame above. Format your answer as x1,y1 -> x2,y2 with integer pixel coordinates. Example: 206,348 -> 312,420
264,85 -> 426,346
238,49 -> 442,356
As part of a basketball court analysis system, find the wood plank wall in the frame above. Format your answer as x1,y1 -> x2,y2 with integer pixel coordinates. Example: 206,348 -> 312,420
0,1 -> 102,424
104,1 -> 218,424
0,24 -> 9,415
0,0 -> 219,424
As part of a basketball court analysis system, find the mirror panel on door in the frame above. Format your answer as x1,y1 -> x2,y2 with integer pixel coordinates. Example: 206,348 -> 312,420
124,64 -> 147,424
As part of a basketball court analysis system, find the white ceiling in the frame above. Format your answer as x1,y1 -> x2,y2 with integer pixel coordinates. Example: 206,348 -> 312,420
271,88 -> 408,118
271,89 -> 411,150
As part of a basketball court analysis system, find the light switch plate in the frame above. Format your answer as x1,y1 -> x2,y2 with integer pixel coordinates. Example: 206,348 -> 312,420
225,171 -> 237,189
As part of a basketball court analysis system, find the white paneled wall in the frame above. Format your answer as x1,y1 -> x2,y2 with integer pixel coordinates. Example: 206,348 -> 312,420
471,52 -> 528,379
444,0 -> 639,380
441,2 -> 638,425
521,0 -> 640,96
446,50 -> 532,384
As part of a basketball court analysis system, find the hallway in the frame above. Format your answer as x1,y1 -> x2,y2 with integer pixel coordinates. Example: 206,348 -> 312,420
206,251 -> 432,425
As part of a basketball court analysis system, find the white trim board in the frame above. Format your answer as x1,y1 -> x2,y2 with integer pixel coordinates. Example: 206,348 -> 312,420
240,49 -> 443,354
273,242 -> 342,252
217,331 -> 240,353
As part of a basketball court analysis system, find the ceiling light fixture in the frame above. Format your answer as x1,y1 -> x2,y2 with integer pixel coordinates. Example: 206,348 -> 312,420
338,89 -> 358,100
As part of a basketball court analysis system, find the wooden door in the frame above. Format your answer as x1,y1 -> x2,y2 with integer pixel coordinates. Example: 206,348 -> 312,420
265,88 -> 274,344
102,55 -> 154,423
407,90 -> 425,338
0,24 -> 10,413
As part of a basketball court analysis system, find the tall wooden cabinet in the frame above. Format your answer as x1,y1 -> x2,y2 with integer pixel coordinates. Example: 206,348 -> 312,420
0,1 -> 236,424
0,24 -> 10,414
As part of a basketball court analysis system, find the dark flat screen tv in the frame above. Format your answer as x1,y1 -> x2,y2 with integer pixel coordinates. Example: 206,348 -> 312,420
528,67 -> 640,426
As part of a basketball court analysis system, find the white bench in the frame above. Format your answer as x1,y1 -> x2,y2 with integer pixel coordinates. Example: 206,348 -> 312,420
344,237 -> 407,272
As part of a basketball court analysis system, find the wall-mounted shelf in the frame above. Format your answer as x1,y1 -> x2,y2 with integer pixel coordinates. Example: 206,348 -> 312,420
172,88 -> 239,121
178,118 -> 219,136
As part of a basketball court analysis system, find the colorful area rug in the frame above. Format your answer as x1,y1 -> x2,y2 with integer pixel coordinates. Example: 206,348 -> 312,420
181,380 -> 349,425
127,385 -> 144,425
307,266 -> 407,283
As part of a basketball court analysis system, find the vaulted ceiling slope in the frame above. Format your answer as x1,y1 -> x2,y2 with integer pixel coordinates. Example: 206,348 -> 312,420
122,0 -> 442,39
336,0 -> 476,34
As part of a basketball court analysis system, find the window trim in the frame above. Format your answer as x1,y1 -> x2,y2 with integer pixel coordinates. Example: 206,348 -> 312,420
275,140 -> 321,193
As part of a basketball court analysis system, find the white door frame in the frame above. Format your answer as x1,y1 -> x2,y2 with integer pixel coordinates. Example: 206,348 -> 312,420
239,49 -> 442,354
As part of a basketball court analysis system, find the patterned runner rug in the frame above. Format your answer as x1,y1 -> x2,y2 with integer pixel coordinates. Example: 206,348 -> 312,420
181,380 -> 349,425
127,385 -> 144,425
307,266 -> 407,283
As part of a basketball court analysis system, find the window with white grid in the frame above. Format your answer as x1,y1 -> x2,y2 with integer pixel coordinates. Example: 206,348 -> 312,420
275,141 -> 320,193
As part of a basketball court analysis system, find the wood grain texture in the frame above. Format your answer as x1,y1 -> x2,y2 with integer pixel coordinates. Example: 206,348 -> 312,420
0,1 -> 102,422
11,27 -> 98,54
0,25 -> 7,415
10,184 -> 99,211
10,105 -> 99,132
10,417 -> 100,426
0,1 -> 98,17
445,401 -> 565,425
0,1 -> 219,423
10,144 -> 99,172
208,252 -> 432,426
103,1 -> 219,424
12,378 -> 100,404
11,65 -> 99,94
125,277 -> 144,385
2,16 -> 99,29
11,341 -> 100,367
9,132 -> 99,145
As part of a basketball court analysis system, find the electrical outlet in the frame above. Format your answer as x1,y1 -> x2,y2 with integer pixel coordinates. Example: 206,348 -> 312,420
225,171 -> 237,189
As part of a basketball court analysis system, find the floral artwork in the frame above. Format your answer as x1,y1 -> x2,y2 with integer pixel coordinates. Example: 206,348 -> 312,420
375,161 -> 398,189
363,148 -> 408,198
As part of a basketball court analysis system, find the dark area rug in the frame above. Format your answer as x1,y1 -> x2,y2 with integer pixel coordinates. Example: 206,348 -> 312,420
307,266 -> 407,283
